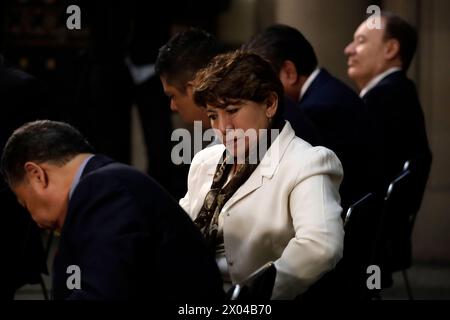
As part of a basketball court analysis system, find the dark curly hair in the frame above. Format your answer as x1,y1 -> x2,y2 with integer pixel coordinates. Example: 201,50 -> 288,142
192,50 -> 285,124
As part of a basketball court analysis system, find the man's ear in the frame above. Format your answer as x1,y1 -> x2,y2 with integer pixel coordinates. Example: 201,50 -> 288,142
279,60 -> 299,86
280,60 -> 305,102
24,162 -> 48,189
185,81 -> 194,97
265,92 -> 279,119
384,38 -> 400,61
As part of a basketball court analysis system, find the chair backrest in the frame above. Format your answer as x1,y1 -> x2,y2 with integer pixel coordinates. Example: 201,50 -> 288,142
341,192 -> 381,299
385,169 -> 410,201
344,192 -> 378,271
344,193 -> 374,228
228,262 -> 276,300
386,160 -> 419,235
375,160 -> 415,272
298,193 -> 378,301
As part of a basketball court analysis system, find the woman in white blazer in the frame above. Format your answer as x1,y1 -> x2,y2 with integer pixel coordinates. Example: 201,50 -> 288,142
180,51 -> 344,299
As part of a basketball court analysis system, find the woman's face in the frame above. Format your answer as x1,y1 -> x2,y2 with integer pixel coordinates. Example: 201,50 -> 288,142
206,96 -> 277,159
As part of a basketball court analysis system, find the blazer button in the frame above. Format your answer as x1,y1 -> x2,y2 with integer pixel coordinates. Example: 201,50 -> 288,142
228,261 -> 234,266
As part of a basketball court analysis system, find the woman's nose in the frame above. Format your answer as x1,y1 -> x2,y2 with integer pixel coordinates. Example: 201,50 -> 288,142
217,115 -> 233,136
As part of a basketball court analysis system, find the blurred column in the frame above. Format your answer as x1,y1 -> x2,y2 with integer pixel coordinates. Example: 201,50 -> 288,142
383,0 -> 450,262
410,0 -> 450,262
218,0 -> 259,46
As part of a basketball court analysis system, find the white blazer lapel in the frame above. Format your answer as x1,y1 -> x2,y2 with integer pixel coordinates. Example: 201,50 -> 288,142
222,121 -> 296,210
223,168 -> 264,210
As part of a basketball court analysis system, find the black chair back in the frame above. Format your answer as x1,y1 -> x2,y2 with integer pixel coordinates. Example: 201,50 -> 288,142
344,193 -> 374,227
228,262 -> 276,300
299,192 -> 378,301
374,160 -> 415,274
341,192 -> 381,299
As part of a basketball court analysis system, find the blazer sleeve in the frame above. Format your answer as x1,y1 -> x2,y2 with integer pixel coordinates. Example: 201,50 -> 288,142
179,145 -> 223,219
272,147 -> 344,299
179,154 -> 201,219
179,189 -> 190,216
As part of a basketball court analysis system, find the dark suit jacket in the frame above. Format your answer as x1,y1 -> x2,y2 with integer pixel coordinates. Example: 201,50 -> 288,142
53,155 -> 224,300
283,97 -> 322,147
363,71 -> 432,195
0,57 -> 48,299
363,71 -> 432,272
296,68 -> 375,211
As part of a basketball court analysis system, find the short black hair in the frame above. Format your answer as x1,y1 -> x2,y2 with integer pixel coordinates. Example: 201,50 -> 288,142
242,24 -> 318,76
382,13 -> 418,72
155,28 -> 224,91
1,120 -> 94,186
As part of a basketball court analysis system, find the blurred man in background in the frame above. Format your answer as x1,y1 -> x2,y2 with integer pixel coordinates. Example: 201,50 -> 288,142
345,12 -> 432,287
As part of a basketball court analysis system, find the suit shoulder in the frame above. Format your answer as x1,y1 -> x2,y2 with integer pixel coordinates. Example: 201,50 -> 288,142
327,76 -> 364,106
86,162 -> 136,179
367,74 -> 419,107
75,165 -> 124,196
283,138 -> 343,176
319,70 -> 359,95
305,70 -> 363,109
77,162 -> 149,197
373,72 -> 415,94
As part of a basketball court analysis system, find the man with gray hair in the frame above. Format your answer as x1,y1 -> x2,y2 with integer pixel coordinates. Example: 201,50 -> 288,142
1,120 -> 224,300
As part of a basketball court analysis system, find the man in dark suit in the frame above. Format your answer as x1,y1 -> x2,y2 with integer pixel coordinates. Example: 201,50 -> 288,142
1,120 -> 224,300
345,13 -> 432,281
244,25 -> 374,212
0,56 -> 48,299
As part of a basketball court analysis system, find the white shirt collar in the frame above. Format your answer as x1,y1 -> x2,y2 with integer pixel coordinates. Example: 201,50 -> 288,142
299,68 -> 321,100
359,67 -> 402,98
